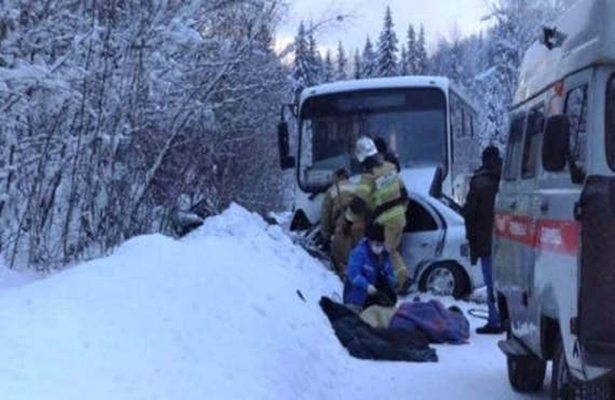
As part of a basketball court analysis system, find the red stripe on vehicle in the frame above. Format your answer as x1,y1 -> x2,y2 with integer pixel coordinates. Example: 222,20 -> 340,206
494,212 -> 579,255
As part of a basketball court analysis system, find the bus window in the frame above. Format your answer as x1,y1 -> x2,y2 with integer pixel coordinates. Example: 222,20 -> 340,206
607,74 -> 615,170
298,88 -> 447,190
504,114 -> 526,181
565,85 -> 589,167
521,106 -> 545,179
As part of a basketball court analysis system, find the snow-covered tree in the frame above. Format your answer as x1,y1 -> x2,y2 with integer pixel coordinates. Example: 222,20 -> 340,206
406,24 -> 418,75
336,41 -> 348,81
307,26 -> 323,84
377,6 -> 399,77
428,0 -> 564,147
293,22 -> 310,92
0,0 -> 289,269
293,21 -> 321,93
362,36 -> 378,78
323,50 -> 335,83
353,50 -> 363,80
416,25 -> 429,75
399,45 -> 410,76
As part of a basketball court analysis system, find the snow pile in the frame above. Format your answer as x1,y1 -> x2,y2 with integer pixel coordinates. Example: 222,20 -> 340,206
0,204 -> 348,400
0,204 -> 540,400
0,259 -> 42,290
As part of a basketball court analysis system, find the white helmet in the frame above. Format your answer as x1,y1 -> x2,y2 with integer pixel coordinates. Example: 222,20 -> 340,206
355,137 -> 378,163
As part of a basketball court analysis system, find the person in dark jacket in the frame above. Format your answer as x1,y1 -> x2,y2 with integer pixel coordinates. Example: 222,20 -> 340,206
374,137 -> 401,172
463,145 -> 503,334
343,223 -> 398,311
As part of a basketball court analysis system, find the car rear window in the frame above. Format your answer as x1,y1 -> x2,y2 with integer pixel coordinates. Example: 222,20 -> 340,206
607,74 -> 615,170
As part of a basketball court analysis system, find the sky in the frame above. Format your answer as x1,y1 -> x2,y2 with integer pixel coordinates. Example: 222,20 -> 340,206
276,0 -> 492,57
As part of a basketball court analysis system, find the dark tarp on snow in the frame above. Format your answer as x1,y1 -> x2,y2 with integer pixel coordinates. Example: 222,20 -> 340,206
319,297 -> 438,363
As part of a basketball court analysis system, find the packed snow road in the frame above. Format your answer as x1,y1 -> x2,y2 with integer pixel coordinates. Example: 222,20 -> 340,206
0,205 -> 550,400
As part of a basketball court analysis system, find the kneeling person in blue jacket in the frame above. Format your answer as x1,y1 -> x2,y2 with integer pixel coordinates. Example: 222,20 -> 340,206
343,223 -> 398,312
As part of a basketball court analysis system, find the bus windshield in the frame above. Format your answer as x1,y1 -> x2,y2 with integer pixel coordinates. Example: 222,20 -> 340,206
298,88 -> 447,190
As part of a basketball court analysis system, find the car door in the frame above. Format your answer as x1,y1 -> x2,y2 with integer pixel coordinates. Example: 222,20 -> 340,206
401,197 -> 443,277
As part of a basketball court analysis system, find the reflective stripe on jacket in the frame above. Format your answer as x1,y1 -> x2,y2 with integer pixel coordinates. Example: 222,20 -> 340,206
355,161 -> 407,224
320,180 -> 355,239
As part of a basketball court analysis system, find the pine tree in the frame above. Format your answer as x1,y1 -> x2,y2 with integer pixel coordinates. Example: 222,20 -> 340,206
377,6 -> 399,77
307,25 -> 322,84
336,40 -> 348,81
416,25 -> 429,75
399,45 -> 409,76
323,50 -> 334,83
353,50 -> 363,80
292,21 -> 310,91
406,24 -> 418,74
361,36 -> 377,78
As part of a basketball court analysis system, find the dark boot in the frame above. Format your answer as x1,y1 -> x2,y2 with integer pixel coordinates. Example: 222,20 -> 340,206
476,323 -> 505,335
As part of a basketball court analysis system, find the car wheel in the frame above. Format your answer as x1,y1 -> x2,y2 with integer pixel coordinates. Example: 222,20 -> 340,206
551,338 -> 612,399
419,263 -> 468,299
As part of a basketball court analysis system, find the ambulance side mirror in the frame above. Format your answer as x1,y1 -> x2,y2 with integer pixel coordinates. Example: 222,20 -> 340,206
278,121 -> 296,170
542,115 -> 570,172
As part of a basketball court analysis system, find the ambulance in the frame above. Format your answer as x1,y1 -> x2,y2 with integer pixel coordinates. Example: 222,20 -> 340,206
494,0 -> 615,397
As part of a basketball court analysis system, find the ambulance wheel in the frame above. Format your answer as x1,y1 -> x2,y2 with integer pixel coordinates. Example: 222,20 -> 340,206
506,325 -> 546,393
507,353 -> 546,393
551,338 -> 612,400
419,262 -> 469,299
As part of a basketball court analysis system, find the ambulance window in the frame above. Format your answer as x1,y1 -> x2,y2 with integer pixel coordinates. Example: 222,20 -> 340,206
521,106 -> 545,179
565,85 -> 588,167
607,75 -> 615,170
504,114 -> 526,181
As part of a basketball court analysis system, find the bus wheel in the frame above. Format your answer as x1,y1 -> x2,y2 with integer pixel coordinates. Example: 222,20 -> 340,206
419,262 -> 468,299
551,338 -> 612,399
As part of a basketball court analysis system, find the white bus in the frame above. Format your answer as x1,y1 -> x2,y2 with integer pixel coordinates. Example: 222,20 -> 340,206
278,76 -> 480,231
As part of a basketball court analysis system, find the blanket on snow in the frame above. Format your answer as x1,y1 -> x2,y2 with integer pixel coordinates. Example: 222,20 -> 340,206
389,298 -> 470,344
320,297 -> 438,362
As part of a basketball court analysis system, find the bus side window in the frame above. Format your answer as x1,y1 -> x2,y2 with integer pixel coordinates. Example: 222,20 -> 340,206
504,114 -> 526,181
565,85 -> 589,167
521,106 -> 545,179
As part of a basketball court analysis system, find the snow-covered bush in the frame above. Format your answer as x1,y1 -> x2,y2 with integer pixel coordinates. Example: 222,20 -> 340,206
0,0 -> 290,269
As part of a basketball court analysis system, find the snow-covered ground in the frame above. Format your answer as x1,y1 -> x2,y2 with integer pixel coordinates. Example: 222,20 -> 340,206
0,205 -> 550,400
